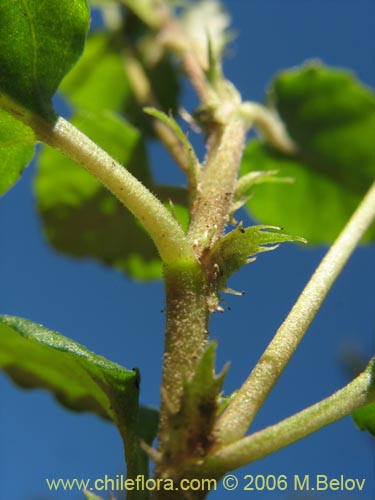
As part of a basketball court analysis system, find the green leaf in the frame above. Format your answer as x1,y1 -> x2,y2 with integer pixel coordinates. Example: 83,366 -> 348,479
138,406 -> 159,446
353,402 -> 375,437
271,64 -> 375,193
144,107 -> 201,178
0,0 -> 89,117
207,224 -> 306,310
143,107 -> 193,153
0,110 -> 35,195
60,31 -> 131,113
241,142 -> 375,243
242,64 -> 375,243
0,315 -> 139,436
165,343 -> 227,459
35,110 -> 163,280
352,358 -> 375,437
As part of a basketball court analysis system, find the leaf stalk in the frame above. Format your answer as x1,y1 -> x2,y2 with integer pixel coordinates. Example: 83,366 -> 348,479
215,179 -> 375,444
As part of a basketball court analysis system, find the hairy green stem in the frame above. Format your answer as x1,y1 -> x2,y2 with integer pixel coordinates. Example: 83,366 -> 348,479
204,365 -> 375,475
240,102 -> 296,154
188,117 -> 247,254
157,263 -> 209,457
215,179 -> 375,444
37,116 -> 195,266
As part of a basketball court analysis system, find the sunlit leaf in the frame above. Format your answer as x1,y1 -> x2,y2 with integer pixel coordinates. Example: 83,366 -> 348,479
0,315 -> 139,430
0,0 -> 89,117
242,64 -> 375,243
241,142 -> 375,243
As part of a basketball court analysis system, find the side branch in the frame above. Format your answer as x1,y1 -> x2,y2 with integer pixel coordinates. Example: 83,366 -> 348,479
37,116 -> 195,266
122,48 -> 191,174
215,179 -> 375,444
240,102 -> 296,154
204,365 -> 375,475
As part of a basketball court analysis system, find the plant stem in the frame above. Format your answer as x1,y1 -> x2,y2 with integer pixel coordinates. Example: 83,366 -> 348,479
215,179 -> 375,444
203,365 -> 375,475
157,263 -> 209,457
37,116 -> 195,267
122,47 -> 191,175
188,117 -> 247,254
240,102 -> 296,154
159,19 -> 212,106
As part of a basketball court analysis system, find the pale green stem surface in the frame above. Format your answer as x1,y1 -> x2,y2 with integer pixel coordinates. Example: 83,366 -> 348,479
240,101 -> 296,154
188,117 -> 247,253
37,116 -> 195,267
215,179 -> 375,444
204,366 -> 375,475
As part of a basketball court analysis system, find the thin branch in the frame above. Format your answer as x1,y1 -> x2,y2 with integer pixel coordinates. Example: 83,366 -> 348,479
187,117 -> 248,254
204,365 -> 375,475
215,179 -> 375,444
37,116 -> 195,266
235,170 -> 294,199
122,47 -> 191,174
240,101 -> 297,154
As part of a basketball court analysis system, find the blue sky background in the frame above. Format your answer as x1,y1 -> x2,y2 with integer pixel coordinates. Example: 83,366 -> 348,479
1,1 -> 374,499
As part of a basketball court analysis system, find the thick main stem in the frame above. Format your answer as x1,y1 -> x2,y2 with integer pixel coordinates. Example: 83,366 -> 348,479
157,263 -> 209,457
215,180 -> 375,444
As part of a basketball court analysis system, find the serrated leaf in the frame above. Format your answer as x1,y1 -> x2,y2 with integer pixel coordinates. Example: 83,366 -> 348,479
209,224 -> 306,295
165,343 -> 227,459
60,31 -> 131,113
35,110 -> 163,280
353,402 -> 375,437
0,110 -> 35,195
243,64 -> 375,243
0,0 -> 89,118
0,315 -> 139,434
